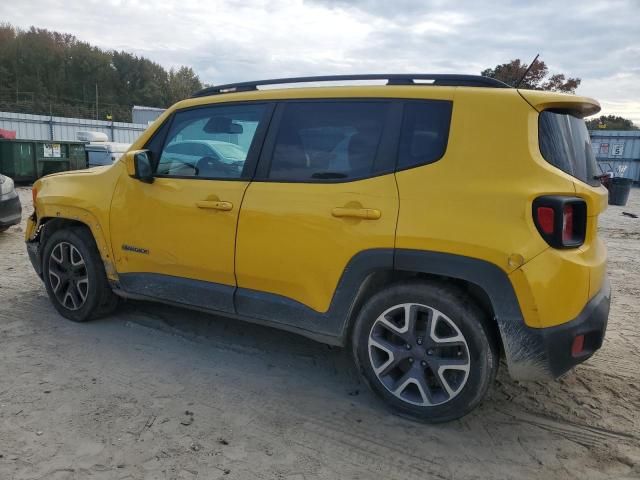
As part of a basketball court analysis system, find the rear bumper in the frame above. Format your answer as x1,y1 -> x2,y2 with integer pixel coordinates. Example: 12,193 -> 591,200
506,278 -> 610,380
0,190 -> 22,228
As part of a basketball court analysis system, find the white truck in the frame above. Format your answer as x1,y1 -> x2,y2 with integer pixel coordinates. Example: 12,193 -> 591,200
77,131 -> 130,168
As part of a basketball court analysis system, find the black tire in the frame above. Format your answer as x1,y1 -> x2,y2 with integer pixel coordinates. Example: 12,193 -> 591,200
41,226 -> 119,322
352,280 -> 498,423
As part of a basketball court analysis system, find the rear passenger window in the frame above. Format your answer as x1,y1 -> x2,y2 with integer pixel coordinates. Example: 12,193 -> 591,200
268,102 -> 388,181
397,101 -> 452,170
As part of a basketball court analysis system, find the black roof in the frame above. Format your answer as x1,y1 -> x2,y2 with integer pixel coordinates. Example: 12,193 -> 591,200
191,74 -> 510,98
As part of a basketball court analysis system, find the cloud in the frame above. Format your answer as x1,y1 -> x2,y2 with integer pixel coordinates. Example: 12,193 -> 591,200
1,0 -> 639,122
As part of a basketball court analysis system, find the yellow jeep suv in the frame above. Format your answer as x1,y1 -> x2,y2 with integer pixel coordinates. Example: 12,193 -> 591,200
25,74 -> 610,422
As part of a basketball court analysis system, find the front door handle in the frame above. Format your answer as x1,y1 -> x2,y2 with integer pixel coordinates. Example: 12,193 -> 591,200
196,200 -> 233,211
331,207 -> 381,220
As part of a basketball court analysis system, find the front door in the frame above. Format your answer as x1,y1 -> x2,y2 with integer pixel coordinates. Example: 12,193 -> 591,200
110,102 -> 272,313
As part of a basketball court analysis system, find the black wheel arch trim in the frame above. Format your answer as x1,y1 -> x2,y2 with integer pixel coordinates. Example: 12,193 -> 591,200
393,249 -> 535,378
394,249 -> 610,380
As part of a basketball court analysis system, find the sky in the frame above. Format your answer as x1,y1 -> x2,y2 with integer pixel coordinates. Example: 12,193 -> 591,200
1,0 -> 639,123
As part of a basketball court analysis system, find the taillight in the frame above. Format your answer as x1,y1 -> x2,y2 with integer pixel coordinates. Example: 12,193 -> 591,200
32,186 -> 38,205
533,196 -> 586,248
537,207 -> 555,234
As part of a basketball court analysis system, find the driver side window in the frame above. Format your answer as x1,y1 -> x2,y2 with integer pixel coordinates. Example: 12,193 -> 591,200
157,104 -> 267,179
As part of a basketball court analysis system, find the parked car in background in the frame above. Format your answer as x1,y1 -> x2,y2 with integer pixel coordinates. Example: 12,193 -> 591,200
0,173 -> 21,232
77,131 -> 130,168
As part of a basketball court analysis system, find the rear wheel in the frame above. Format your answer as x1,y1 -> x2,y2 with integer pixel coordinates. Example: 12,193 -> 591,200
352,281 -> 498,422
41,227 -> 119,322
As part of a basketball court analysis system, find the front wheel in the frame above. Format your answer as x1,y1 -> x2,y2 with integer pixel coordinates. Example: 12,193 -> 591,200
41,227 -> 118,322
352,281 -> 498,423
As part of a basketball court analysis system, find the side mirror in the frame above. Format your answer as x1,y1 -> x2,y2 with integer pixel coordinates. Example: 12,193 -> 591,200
124,150 -> 154,183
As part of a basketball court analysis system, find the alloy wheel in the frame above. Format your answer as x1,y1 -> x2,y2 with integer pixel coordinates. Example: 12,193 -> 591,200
48,241 -> 89,311
368,303 -> 470,406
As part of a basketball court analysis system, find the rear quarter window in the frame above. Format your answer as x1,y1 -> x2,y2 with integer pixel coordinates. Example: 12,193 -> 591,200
539,110 -> 600,187
397,100 -> 452,170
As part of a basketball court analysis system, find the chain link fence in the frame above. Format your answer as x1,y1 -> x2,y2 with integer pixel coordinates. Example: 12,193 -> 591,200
0,91 -> 132,122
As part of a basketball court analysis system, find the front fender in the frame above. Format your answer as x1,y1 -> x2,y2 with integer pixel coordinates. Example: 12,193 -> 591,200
28,163 -> 123,281
30,205 -> 118,280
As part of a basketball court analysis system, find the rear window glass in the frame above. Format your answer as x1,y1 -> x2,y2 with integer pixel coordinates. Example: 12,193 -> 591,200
397,100 -> 452,170
539,111 -> 600,186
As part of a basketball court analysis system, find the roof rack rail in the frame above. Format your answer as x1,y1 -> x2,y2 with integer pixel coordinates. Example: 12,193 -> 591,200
191,74 -> 511,97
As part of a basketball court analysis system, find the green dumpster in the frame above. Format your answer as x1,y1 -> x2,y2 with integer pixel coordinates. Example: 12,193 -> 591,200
35,141 -> 87,177
0,140 -> 36,181
0,139 -> 87,182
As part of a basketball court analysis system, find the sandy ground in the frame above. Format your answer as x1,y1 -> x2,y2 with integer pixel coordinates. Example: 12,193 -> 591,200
0,186 -> 639,480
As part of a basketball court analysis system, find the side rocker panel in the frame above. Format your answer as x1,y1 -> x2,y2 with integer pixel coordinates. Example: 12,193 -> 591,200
235,249 -> 394,341
119,272 -> 235,314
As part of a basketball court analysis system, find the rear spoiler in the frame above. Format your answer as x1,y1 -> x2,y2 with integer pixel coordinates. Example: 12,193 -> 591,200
517,90 -> 601,118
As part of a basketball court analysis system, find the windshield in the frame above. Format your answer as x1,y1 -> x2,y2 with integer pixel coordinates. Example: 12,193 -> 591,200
539,110 -> 600,187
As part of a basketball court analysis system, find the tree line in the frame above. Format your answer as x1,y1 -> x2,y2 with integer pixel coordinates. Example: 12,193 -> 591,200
0,24 -> 203,122
585,115 -> 638,131
0,24 -> 636,130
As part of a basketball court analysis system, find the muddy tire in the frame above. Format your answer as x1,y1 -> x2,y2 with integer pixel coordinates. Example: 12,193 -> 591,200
41,227 -> 119,322
352,280 -> 498,423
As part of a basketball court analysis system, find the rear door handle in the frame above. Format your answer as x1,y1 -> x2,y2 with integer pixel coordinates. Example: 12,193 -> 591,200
196,200 -> 233,211
331,207 -> 381,220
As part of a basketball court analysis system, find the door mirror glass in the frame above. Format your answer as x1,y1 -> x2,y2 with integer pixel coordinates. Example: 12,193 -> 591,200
125,150 -> 154,183
134,151 -> 153,183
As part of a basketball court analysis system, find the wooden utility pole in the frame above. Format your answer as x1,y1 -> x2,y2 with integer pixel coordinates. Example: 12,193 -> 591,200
95,83 -> 99,120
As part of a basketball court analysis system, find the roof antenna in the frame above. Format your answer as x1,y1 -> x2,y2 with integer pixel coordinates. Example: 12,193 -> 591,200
515,53 -> 539,88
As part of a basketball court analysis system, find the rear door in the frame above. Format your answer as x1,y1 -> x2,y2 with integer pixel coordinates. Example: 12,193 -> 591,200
234,100 -> 400,323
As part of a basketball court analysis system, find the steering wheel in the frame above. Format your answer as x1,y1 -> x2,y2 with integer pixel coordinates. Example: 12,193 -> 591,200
196,155 -> 235,177
164,157 -> 199,175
